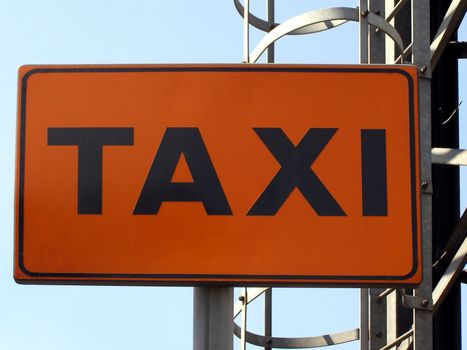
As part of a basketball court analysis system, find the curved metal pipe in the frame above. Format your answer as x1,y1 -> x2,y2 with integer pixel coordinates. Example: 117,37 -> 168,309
233,0 -> 348,35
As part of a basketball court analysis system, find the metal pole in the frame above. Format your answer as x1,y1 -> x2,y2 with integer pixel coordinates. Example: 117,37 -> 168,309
359,0 -> 369,63
360,289 -> 369,350
193,287 -> 234,350
369,0 -> 385,63
266,0 -> 275,63
240,288 -> 248,350
244,0 -> 250,63
264,288 -> 272,350
411,0 -> 433,349
364,3 -> 385,348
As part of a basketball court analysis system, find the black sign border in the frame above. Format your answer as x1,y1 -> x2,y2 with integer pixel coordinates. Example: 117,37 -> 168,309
16,65 -> 420,286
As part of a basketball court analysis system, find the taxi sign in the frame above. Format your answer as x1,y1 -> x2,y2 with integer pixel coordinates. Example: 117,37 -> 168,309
15,65 -> 421,286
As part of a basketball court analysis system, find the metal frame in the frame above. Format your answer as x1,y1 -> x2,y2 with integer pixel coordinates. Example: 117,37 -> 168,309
235,5 -> 405,63
233,288 -> 360,348
193,1 -> 467,349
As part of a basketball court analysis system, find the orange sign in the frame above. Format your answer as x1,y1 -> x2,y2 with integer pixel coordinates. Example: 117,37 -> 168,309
15,65 -> 421,286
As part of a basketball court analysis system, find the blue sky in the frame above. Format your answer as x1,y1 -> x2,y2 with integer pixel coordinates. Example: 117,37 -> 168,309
0,1 -> 465,349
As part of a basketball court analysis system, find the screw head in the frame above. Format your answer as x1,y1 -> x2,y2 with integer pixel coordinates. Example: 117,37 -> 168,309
421,299 -> 429,307
420,66 -> 427,73
421,182 -> 428,190
266,338 -> 272,345
361,10 -> 369,16
375,331 -> 382,338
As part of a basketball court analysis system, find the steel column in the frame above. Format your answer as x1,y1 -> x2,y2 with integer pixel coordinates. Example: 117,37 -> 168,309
367,3 -> 387,349
360,0 -> 369,63
412,0 -> 433,349
369,289 -> 387,349
193,287 -> 234,350
264,289 -> 272,350
360,289 -> 369,350
243,0 -> 250,62
266,0 -> 275,63
369,0 -> 385,63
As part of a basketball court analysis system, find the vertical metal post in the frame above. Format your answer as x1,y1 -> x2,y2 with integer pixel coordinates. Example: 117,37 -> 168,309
360,289 -> 369,350
369,0 -> 385,63
369,289 -> 387,349
364,3 -> 385,348
385,1 -> 396,63
411,0 -> 433,349
193,287 -> 234,350
240,288 -> 248,350
244,0 -> 250,63
264,1 -> 274,345
359,0 -> 369,63
264,288 -> 272,350
368,3 -> 396,349
266,0 -> 275,63
385,290 -> 398,345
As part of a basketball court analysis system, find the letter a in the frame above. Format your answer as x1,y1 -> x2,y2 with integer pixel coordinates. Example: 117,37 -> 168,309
134,128 -> 232,215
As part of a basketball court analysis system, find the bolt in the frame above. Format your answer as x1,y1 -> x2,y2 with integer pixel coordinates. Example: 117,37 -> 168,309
420,66 -> 427,73
375,331 -> 382,338
421,182 -> 428,190
266,338 -> 272,345
374,10 -> 381,15
361,10 -> 369,16
421,299 -> 429,307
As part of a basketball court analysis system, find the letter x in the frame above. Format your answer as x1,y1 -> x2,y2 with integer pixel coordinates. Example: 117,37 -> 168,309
247,128 -> 346,216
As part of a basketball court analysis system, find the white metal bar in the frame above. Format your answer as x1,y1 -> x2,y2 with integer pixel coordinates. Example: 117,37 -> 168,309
233,0 -> 349,36
240,288 -> 248,350
430,0 -> 467,70
394,43 -> 412,64
376,289 -> 395,300
234,287 -> 268,317
385,289 -> 399,348
250,8 -> 359,63
244,0 -> 250,63
233,324 -> 359,348
385,0 -> 409,23
377,329 -> 413,350
432,236 -> 467,313
432,147 -> 467,165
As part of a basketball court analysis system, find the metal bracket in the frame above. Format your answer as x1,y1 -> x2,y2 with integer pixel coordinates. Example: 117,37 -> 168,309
401,293 -> 433,311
